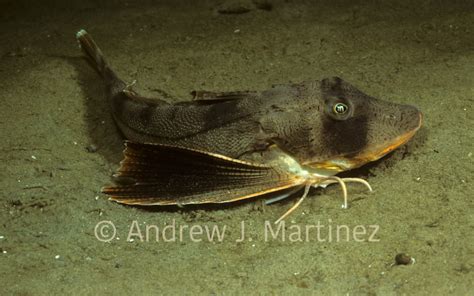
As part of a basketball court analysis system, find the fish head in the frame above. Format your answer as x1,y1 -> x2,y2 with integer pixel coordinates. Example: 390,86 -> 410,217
305,77 -> 422,173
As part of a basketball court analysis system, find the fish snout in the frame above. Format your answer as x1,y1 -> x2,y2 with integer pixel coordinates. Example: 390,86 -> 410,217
364,103 -> 422,162
400,104 -> 423,133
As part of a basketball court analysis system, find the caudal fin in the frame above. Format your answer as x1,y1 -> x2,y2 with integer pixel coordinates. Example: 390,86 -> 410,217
76,29 -> 123,88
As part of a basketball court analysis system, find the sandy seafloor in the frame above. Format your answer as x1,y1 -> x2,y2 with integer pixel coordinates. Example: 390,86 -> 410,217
1,0 -> 473,294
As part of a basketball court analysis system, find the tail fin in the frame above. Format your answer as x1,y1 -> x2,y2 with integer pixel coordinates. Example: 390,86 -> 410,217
76,29 -> 124,89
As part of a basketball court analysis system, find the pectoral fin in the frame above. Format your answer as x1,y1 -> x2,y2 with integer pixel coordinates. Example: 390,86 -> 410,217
102,142 -> 306,205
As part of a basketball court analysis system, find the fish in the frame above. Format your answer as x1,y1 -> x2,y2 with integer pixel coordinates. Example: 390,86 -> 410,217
76,29 -> 422,222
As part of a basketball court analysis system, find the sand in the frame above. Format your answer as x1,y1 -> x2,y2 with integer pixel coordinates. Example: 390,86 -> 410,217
1,0 -> 473,294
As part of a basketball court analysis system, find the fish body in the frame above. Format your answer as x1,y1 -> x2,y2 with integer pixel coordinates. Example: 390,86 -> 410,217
76,30 -> 422,208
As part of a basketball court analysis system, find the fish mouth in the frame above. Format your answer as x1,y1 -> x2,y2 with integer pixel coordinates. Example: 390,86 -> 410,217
309,111 -> 423,173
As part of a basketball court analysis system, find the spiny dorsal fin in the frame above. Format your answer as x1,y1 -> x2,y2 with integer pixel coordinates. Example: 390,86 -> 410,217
191,90 -> 258,102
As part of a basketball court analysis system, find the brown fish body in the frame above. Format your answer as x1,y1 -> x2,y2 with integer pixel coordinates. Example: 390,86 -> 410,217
76,30 -> 422,206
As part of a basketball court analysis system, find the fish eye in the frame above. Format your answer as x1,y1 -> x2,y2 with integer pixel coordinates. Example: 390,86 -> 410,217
333,102 -> 348,115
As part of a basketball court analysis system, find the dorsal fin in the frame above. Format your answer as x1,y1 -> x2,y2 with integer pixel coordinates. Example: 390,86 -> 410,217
191,90 -> 259,102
